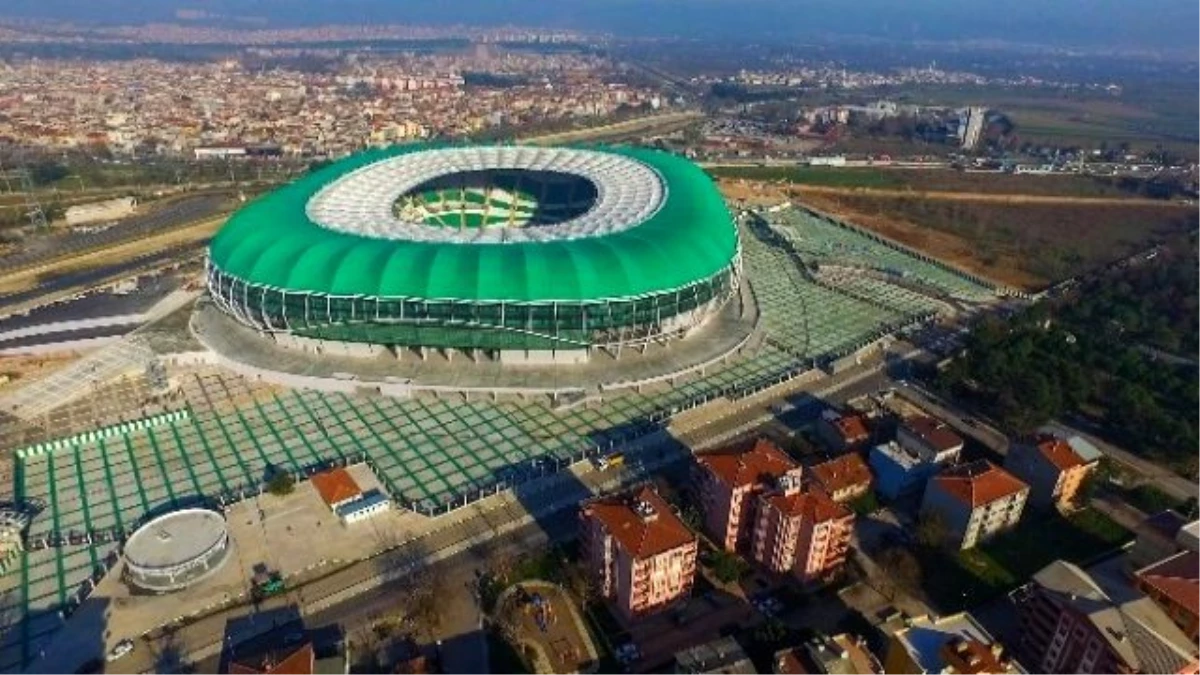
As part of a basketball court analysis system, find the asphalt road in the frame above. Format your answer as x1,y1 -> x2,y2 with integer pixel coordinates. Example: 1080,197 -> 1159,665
0,194 -> 228,273
0,242 -> 203,313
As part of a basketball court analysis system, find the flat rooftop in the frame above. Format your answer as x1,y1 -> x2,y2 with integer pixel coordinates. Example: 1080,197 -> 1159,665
124,509 -> 227,569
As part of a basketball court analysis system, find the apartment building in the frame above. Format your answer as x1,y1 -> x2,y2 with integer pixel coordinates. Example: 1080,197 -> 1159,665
1004,436 -> 1097,512
882,612 -> 1023,674
808,452 -> 873,503
869,441 -> 939,500
897,415 -> 964,465
695,438 -> 799,553
920,460 -> 1028,550
752,481 -> 853,585
1134,550 -> 1199,642
1012,560 -> 1198,674
580,485 -> 698,620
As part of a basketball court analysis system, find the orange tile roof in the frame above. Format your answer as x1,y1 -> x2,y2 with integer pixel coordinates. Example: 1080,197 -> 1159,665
833,415 -> 870,443
583,485 -> 696,559
932,460 -> 1028,508
766,487 -> 853,523
939,637 -> 1009,675
228,642 -> 315,675
810,453 -> 873,494
903,416 -> 964,453
1137,550 -> 1199,617
310,467 -> 362,509
1035,437 -> 1087,472
696,437 -> 797,489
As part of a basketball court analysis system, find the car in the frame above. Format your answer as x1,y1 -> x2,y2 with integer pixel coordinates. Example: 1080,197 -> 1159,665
106,639 -> 134,662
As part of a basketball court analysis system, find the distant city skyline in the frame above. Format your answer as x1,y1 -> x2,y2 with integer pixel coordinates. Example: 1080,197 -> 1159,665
1,0 -> 1197,53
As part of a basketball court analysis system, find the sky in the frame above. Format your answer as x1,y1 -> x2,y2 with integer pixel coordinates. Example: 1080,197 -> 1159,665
2,0 -> 1197,52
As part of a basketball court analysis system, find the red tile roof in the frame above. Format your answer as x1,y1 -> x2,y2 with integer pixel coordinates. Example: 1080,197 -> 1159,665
310,467 -> 362,509
228,643 -> 315,675
773,647 -> 809,674
810,453 -> 873,494
1035,437 -> 1087,472
766,487 -> 853,523
832,415 -> 870,443
903,416 -> 964,453
696,437 -> 797,489
932,460 -> 1028,508
1137,550 -> 1199,617
583,485 -> 696,559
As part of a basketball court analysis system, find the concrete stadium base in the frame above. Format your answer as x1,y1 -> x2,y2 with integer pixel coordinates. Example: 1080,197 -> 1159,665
189,278 -> 759,400
498,348 -> 589,365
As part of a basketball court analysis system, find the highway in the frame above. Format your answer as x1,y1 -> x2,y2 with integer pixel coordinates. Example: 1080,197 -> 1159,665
522,111 -> 703,145
0,194 -> 228,274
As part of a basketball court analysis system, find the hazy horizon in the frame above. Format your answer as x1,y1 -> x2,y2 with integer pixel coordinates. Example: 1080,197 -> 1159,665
1,0 -> 1197,53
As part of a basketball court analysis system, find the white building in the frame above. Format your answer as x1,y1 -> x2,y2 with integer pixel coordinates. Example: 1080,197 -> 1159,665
921,460 -> 1029,550
335,491 -> 391,525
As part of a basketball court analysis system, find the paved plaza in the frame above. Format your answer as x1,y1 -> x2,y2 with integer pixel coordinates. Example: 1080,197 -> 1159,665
0,205 -> 998,670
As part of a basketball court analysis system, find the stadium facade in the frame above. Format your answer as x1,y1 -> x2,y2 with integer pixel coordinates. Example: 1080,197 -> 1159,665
207,144 -> 740,364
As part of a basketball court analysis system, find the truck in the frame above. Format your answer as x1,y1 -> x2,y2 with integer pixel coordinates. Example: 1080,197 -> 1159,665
251,570 -> 286,600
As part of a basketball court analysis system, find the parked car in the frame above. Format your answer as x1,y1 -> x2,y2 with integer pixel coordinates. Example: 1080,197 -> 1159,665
106,639 -> 134,662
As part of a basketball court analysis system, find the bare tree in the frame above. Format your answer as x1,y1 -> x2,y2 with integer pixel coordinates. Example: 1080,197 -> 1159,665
916,510 -> 949,550
876,546 -> 922,601
493,593 -> 524,644
563,562 -> 597,606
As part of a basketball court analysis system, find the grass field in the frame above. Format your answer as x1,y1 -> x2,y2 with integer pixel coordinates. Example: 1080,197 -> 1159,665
710,166 -> 904,188
878,84 -> 1199,159
797,191 -> 1197,288
918,508 -> 1132,612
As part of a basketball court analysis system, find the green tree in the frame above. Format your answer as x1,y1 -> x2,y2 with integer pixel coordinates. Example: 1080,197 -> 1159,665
709,549 -> 748,584
266,471 -> 295,496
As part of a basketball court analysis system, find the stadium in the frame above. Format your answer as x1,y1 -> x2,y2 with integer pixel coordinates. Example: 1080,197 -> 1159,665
207,144 -> 741,364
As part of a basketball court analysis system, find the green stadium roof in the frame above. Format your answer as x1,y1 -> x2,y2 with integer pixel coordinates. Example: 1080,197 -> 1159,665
208,144 -> 737,303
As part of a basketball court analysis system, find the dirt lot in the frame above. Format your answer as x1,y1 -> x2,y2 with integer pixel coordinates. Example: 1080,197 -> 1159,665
719,179 -> 1197,290
802,191 -> 1195,289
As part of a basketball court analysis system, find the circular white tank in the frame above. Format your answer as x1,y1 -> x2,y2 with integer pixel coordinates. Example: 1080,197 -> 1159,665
124,508 -> 231,593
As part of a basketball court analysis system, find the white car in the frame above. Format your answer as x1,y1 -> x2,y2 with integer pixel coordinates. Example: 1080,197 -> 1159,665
106,639 -> 134,662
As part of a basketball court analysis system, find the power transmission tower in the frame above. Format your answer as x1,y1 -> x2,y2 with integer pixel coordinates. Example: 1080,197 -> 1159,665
0,155 -> 47,228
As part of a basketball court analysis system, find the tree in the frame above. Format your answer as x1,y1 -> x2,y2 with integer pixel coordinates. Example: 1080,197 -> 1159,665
266,471 -> 295,496
876,546 -> 922,600
916,511 -> 949,550
564,561 -> 597,605
709,549 -> 748,584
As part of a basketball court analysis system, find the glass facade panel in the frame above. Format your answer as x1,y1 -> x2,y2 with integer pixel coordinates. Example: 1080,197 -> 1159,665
207,262 -> 734,351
